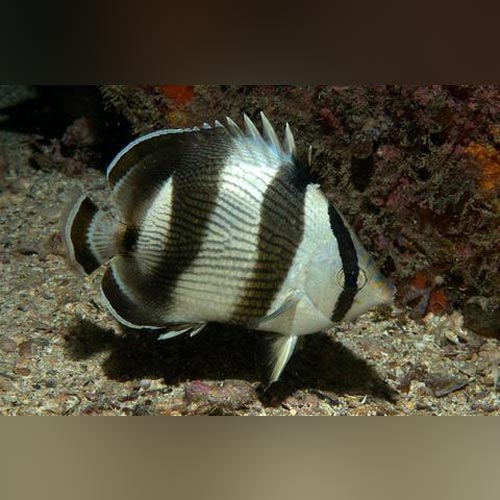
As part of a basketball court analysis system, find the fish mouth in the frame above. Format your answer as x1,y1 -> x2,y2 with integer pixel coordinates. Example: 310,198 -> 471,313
387,281 -> 397,299
372,278 -> 397,306
347,278 -> 397,321
382,281 -> 397,304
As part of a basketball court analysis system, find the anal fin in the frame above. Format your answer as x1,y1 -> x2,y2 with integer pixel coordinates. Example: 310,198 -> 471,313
100,263 -> 163,330
157,322 -> 207,341
255,333 -> 298,388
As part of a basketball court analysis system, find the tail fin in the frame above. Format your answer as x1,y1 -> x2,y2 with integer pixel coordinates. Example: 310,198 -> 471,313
61,193 -> 118,275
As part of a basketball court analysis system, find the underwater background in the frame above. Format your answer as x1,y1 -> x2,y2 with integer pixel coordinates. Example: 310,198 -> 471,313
0,85 -> 498,415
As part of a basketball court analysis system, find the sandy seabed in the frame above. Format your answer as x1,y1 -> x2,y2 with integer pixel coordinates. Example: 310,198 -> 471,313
0,129 -> 499,416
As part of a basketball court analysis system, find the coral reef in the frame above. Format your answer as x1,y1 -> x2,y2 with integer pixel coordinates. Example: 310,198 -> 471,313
308,85 -> 499,326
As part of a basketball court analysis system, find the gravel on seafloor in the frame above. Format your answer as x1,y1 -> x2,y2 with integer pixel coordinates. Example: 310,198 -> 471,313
0,129 -> 499,416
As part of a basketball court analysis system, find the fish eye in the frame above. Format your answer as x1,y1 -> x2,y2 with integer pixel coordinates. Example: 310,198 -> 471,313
336,269 -> 368,290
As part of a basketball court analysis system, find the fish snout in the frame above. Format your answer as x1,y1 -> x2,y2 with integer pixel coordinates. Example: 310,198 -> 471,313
374,277 -> 397,305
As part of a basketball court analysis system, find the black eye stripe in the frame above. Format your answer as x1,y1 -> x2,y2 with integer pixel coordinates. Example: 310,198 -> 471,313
328,204 -> 359,322
336,269 -> 366,290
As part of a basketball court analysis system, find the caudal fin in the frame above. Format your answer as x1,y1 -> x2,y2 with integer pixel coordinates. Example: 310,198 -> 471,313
61,193 -> 118,275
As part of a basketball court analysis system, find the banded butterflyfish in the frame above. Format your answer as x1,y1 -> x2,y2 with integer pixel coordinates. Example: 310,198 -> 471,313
62,113 -> 396,386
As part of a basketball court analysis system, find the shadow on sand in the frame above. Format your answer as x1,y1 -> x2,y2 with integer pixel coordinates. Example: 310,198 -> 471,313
65,317 -> 397,405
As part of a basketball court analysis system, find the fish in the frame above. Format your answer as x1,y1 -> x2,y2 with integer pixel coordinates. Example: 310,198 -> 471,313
62,112 -> 396,386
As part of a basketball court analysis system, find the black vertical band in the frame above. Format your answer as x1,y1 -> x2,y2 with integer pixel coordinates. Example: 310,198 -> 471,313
328,204 -> 359,321
232,163 -> 309,323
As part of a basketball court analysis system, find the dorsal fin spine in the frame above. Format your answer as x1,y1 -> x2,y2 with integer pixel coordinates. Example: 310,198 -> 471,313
226,116 -> 244,137
260,112 -> 282,152
283,122 -> 296,157
243,113 -> 265,145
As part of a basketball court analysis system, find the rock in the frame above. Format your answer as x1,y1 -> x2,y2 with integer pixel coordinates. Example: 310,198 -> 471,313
18,340 -> 33,357
62,117 -> 96,148
13,366 -> 31,376
0,337 -> 17,352
138,379 -> 151,390
45,378 -> 57,388
0,376 -> 15,392
428,375 -> 470,398
409,380 -> 428,397
464,297 -> 500,339
184,380 -> 258,415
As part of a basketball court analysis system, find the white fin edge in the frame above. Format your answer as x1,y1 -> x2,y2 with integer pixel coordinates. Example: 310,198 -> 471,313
99,284 -> 164,330
60,192 -> 88,275
106,127 -> 211,181
157,326 -> 193,340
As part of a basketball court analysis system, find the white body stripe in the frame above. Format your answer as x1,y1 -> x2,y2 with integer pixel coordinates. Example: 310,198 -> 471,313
135,177 -> 174,274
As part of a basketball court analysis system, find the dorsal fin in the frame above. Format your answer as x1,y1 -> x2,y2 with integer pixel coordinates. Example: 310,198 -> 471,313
105,125 -> 230,223
241,113 -> 297,161
105,115 -> 300,224
106,127 -> 211,187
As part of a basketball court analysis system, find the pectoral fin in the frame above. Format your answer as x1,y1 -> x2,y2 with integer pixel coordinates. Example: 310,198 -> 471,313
251,290 -> 302,328
255,333 -> 298,389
